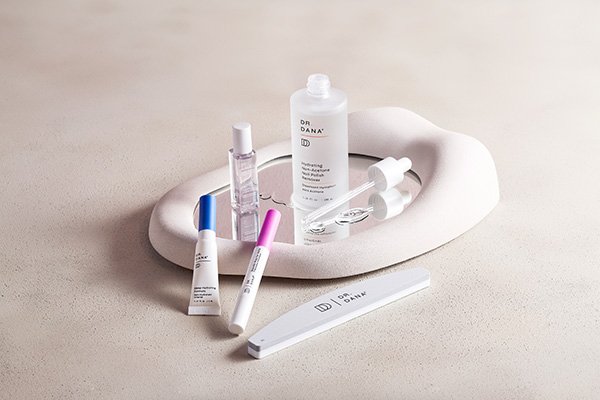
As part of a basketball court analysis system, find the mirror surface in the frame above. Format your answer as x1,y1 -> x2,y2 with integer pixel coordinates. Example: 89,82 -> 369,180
194,155 -> 421,244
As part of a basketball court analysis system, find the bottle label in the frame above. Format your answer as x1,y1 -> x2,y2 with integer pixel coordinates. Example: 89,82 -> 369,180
292,112 -> 349,207
190,241 -> 219,305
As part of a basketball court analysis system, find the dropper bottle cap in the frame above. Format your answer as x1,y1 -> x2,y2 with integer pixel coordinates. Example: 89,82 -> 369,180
368,189 -> 412,220
232,122 -> 253,155
367,157 -> 412,191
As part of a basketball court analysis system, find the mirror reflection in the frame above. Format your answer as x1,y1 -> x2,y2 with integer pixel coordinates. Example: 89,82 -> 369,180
194,155 -> 421,245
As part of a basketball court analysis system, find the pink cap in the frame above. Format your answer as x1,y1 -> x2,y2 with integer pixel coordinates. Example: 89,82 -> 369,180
256,209 -> 281,250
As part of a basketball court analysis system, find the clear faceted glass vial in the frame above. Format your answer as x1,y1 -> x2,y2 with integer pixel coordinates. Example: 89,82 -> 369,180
229,122 -> 259,242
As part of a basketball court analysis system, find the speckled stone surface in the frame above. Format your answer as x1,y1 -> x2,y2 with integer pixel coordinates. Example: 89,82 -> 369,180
1,1 -> 599,399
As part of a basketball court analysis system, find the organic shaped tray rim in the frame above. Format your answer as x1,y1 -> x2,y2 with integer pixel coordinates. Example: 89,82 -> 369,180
148,107 -> 499,279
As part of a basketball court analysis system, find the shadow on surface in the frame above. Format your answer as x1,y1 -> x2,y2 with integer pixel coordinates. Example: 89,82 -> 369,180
227,342 -> 255,363
201,312 -> 233,340
108,205 -> 190,313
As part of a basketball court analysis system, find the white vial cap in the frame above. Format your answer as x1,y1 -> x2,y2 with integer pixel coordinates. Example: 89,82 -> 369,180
369,189 -> 412,220
307,73 -> 331,97
367,157 -> 412,191
232,122 -> 253,155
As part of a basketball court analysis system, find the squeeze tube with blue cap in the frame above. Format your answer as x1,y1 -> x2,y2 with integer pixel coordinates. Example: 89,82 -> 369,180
188,194 -> 221,315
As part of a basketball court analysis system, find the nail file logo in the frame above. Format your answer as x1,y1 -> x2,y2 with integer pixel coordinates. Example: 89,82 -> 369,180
301,138 -> 310,147
314,292 -> 368,312
314,303 -> 332,312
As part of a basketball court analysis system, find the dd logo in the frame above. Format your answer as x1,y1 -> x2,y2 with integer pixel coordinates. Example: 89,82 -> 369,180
314,303 -> 332,312
301,138 -> 310,147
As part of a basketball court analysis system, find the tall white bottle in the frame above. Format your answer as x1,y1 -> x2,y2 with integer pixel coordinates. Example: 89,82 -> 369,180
290,74 -> 349,244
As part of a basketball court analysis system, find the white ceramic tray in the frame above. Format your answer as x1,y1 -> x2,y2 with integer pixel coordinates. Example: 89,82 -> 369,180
148,107 -> 499,279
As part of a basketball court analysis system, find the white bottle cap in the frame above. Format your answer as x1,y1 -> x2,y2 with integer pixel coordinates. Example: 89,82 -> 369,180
232,122 -> 253,155
369,189 -> 412,220
367,157 -> 412,191
306,73 -> 331,97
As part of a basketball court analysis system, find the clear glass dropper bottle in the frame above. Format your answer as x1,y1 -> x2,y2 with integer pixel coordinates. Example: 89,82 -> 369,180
229,122 -> 259,242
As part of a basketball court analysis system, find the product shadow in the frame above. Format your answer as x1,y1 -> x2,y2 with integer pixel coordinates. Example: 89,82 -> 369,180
108,204 -> 190,313
227,341 -> 255,363
107,205 -> 234,340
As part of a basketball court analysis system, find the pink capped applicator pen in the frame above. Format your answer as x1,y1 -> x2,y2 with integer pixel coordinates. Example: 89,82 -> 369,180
229,209 -> 281,335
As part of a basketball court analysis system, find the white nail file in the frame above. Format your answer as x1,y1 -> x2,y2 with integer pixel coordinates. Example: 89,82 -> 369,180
248,267 -> 430,359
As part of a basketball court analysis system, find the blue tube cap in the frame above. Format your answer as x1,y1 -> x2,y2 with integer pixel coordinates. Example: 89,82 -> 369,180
199,195 -> 216,232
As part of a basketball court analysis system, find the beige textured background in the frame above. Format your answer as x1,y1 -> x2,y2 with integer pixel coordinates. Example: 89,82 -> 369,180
2,1 -> 599,399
